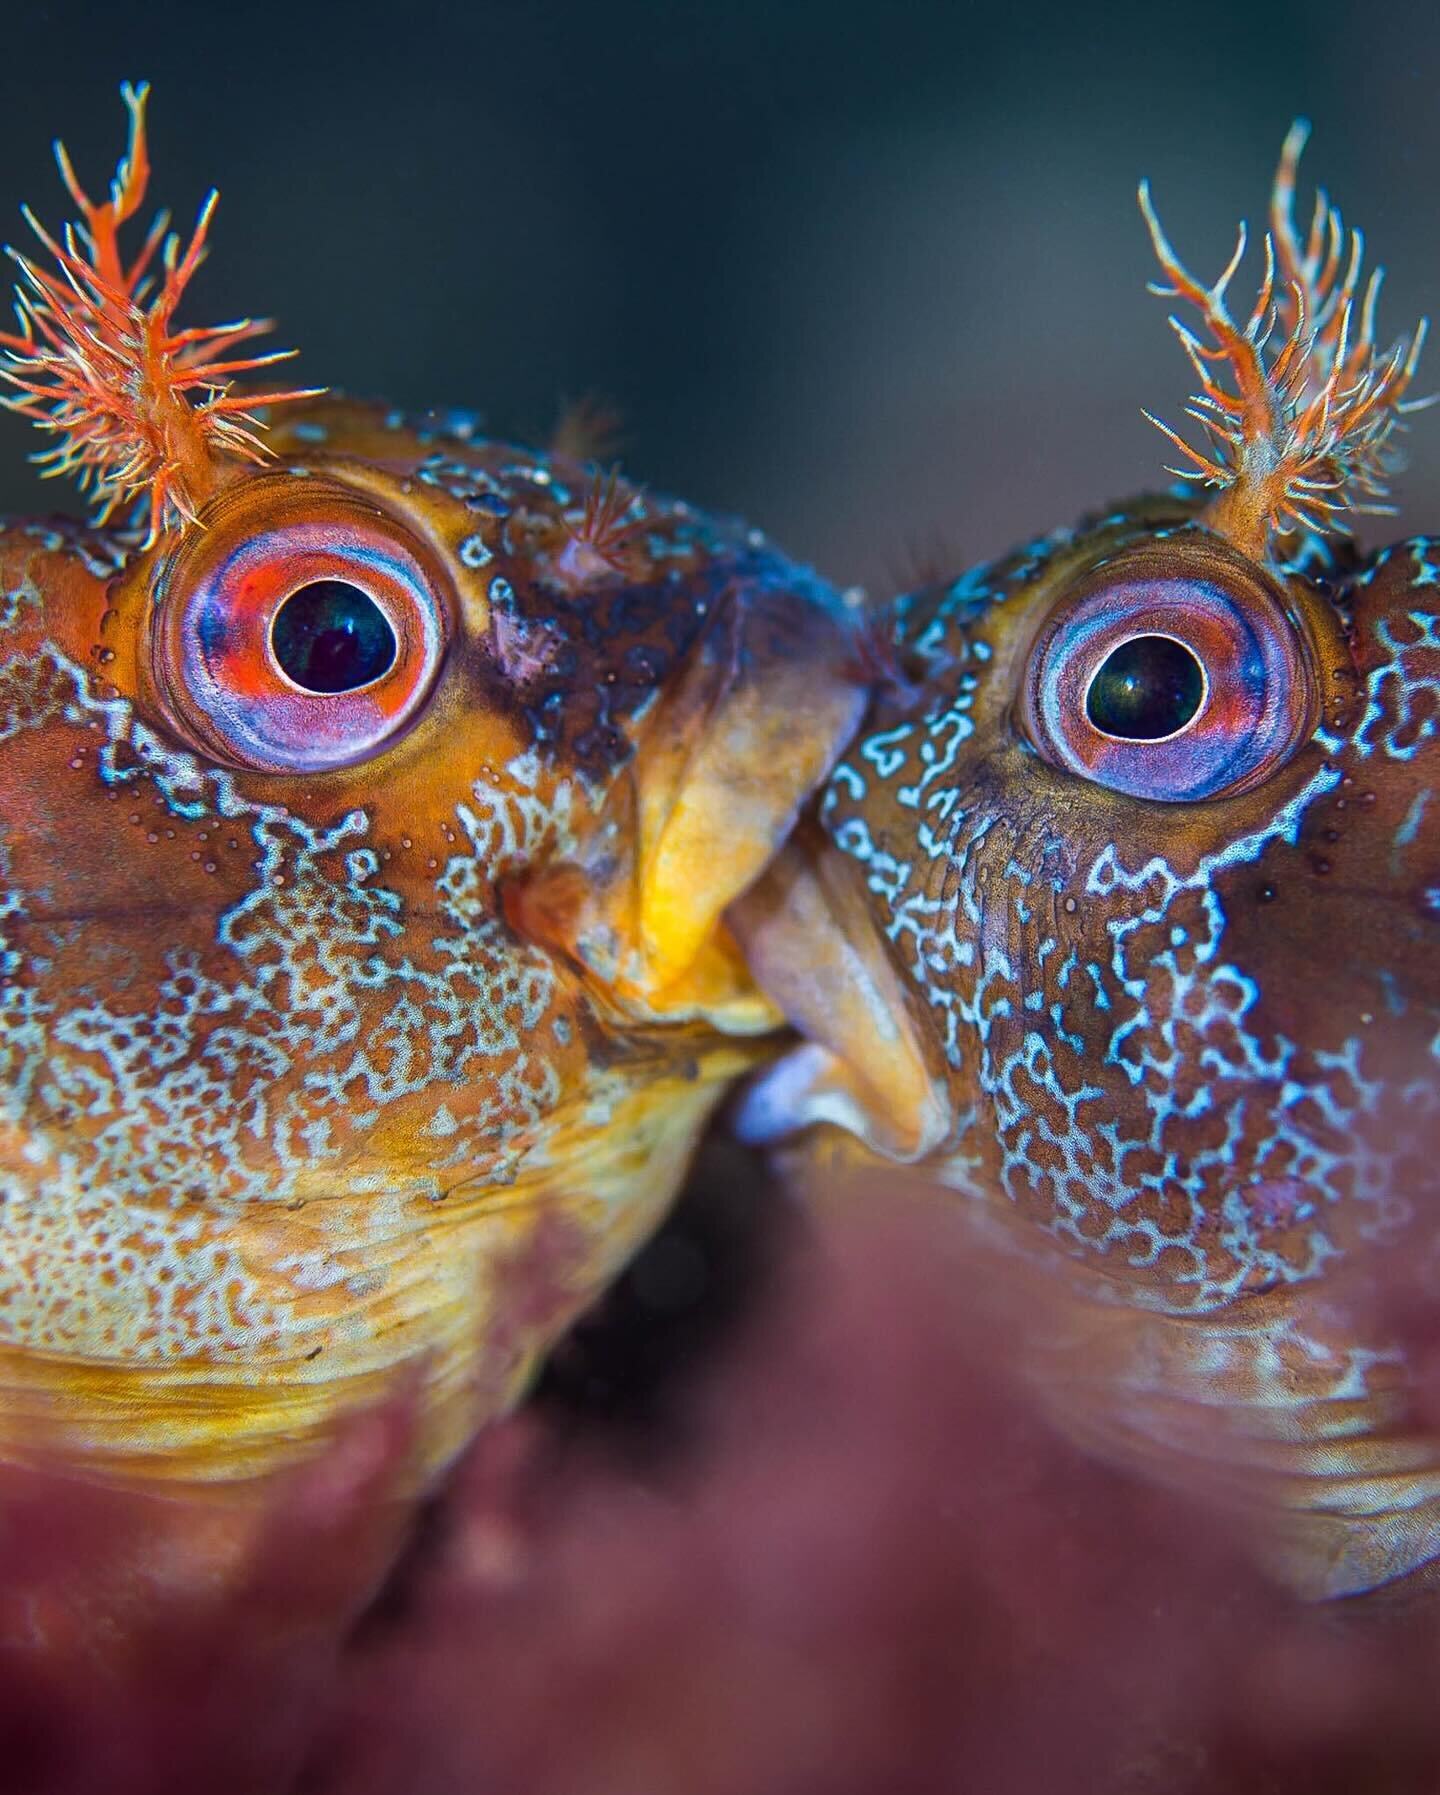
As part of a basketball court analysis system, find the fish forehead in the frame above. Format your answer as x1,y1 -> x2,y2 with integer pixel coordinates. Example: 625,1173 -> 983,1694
822,514 -> 1440,1313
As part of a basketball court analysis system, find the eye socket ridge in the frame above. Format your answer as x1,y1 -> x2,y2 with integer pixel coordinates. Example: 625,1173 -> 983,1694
1020,545 -> 1316,803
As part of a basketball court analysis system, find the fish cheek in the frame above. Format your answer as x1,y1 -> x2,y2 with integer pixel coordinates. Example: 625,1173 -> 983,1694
1,722 -> 250,986
0,574 -> 253,958
1200,542 -> 1440,1232
897,736 -> 1336,1299
1211,772 -> 1438,1071
1344,541 -> 1440,1005
937,781 -> 1209,1278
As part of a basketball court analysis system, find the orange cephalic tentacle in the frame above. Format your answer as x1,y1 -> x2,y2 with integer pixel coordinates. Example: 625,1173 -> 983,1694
0,83 -> 323,545
52,79 -> 152,294
1138,123 -> 1429,560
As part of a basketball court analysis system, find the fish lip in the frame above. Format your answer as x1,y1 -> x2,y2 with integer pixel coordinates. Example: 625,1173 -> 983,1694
726,825 -> 951,1161
502,564 -> 874,1036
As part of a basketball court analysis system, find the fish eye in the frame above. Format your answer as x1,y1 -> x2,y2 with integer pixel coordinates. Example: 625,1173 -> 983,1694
151,479 -> 452,772
1019,541 -> 1316,802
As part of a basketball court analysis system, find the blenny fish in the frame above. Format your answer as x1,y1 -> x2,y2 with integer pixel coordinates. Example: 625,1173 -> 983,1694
0,86 -> 867,1491
735,127 -> 1440,1600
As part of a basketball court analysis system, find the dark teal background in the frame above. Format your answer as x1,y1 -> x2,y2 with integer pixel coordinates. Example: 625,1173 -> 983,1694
1,0 -> 1436,590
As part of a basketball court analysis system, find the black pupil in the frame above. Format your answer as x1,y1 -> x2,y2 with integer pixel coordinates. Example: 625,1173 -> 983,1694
271,581 -> 397,694
1085,634 -> 1204,741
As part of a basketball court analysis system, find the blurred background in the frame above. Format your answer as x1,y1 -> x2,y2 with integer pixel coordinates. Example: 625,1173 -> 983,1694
3,0 -> 1439,593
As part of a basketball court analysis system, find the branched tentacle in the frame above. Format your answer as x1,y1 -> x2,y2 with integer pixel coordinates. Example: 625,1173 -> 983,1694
0,82 -> 323,545
1139,122 -> 1428,558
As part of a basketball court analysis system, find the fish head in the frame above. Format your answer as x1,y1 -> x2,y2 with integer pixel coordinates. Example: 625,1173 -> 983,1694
0,396 -> 867,1481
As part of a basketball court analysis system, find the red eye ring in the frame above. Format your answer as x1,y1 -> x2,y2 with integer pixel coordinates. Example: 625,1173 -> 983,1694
150,477 -> 453,773
1020,539 -> 1317,803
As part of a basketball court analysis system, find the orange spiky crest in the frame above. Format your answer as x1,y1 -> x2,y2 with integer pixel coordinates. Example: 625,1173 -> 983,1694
1137,121 -> 1430,561
0,82 -> 323,546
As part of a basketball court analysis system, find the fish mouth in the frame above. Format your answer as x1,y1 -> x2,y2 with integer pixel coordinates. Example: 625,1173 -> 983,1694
726,821 -> 950,1161
504,573 -> 872,1039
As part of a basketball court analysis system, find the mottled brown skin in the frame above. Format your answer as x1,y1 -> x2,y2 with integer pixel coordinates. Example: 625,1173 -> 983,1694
734,497 -> 1440,1597
0,396 -> 868,1494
